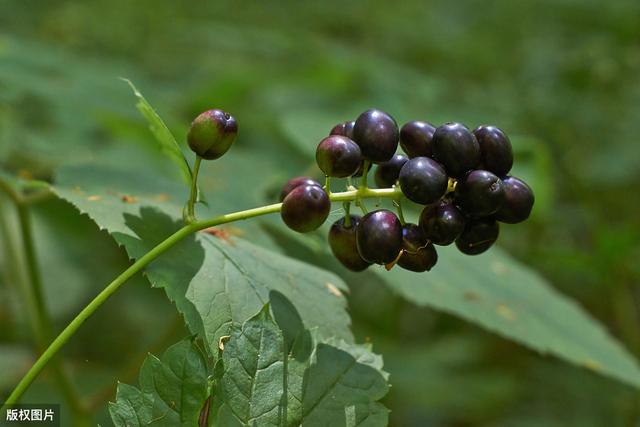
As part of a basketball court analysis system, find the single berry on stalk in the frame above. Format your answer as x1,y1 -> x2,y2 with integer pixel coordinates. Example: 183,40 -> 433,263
432,122 -> 480,178
316,135 -> 363,178
419,199 -> 466,245
328,215 -> 371,271
279,176 -> 321,202
400,121 -> 436,158
356,209 -> 403,264
281,185 -> 330,233
398,157 -> 448,205
187,109 -> 238,160
473,125 -> 513,176
455,170 -> 505,216
374,154 -> 408,188
495,176 -> 534,223
330,120 -> 355,140
397,223 -> 438,272
353,109 -> 399,163
455,218 -> 499,255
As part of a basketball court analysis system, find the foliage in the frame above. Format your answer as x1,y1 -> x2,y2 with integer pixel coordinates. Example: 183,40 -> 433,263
1,1 -> 639,425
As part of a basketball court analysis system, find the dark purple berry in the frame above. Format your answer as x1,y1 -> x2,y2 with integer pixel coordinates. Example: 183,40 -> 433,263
374,154 -> 408,188
432,122 -> 480,178
495,176 -> 534,223
419,199 -> 465,245
281,185 -> 330,233
353,109 -> 399,163
455,218 -> 499,255
330,121 -> 355,140
397,223 -> 438,272
400,121 -> 436,158
187,109 -> 238,160
455,170 -> 505,217
473,125 -> 513,176
328,215 -> 371,271
398,157 -> 448,205
279,176 -> 321,202
356,209 -> 403,264
316,135 -> 362,178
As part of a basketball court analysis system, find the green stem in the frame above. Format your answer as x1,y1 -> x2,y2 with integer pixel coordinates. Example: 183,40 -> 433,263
16,203 -> 50,342
185,156 -> 203,223
4,187 -> 403,406
324,176 -> 331,194
16,204 -> 87,421
343,202 -> 351,227
359,161 -> 371,189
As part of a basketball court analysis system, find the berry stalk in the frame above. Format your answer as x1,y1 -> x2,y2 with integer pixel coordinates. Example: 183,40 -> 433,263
4,186 -> 403,406
184,155 -> 202,223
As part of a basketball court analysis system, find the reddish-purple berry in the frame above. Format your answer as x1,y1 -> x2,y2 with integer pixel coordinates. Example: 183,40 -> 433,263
400,121 -> 436,158
279,176 -> 321,202
328,215 -> 371,271
356,210 -> 403,264
473,125 -> 513,176
397,223 -> 438,272
374,154 -> 408,188
316,135 -> 362,178
353,109 -> 399,163
495,176 -> 534,223
419,199 -> 466,245
281,185 -> 330,233
187,109 -> 238,160
432,122 -> 480,178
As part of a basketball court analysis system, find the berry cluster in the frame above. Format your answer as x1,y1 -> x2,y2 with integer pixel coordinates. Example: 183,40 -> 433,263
279,109 -> 534,273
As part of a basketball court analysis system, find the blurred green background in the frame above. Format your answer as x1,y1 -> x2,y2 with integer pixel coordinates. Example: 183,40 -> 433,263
1,0 -> 639,425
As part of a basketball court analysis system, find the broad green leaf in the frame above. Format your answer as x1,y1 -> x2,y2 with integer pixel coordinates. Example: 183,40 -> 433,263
52,161 -> 353,354
122,79 -> 193,186
213,305 -> 389,427
108,339 -> 209,427
216,305 -> 285,426
261,222 -> 640,390
376,246 -> 640,389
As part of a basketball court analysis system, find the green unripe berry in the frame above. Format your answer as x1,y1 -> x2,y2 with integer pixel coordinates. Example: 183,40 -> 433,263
187,109 -> 238,160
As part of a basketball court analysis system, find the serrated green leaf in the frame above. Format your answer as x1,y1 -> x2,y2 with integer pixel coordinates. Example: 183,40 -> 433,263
261,222 -> 640,391
108,339 -> 208,427
213,305 -> 389,427
216,305 -> 285,426
375,245 -> 640,390
52,161 -> 353,354
121,79 -> 192,186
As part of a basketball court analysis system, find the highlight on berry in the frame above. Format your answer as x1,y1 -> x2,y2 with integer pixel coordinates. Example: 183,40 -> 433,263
277,109 -> 534,273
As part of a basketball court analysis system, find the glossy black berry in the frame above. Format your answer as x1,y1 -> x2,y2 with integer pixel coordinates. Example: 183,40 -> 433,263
397,223 -> 438,272
374,154 -> 408,188
495,176 -> 534,223
398,157 -> 448,205
279,176 -> 321,202
356,209 -> 403,264
400,121 -> 436,158
432,122 -> 480,178
455,218 -> 499,255
281,185 -> 330,233
316,135 -> 362,178
455,170 -> 505,217
473,125 -> 513,176
187,109 -> 238,160
419,199 -> 465,245
330,121 -> 355,140
353,109 -> 399,163
328,215 -> 371,272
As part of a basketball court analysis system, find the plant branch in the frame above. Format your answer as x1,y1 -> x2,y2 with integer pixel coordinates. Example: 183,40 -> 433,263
185,156 -> 202,223
4,186 -> 403,406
